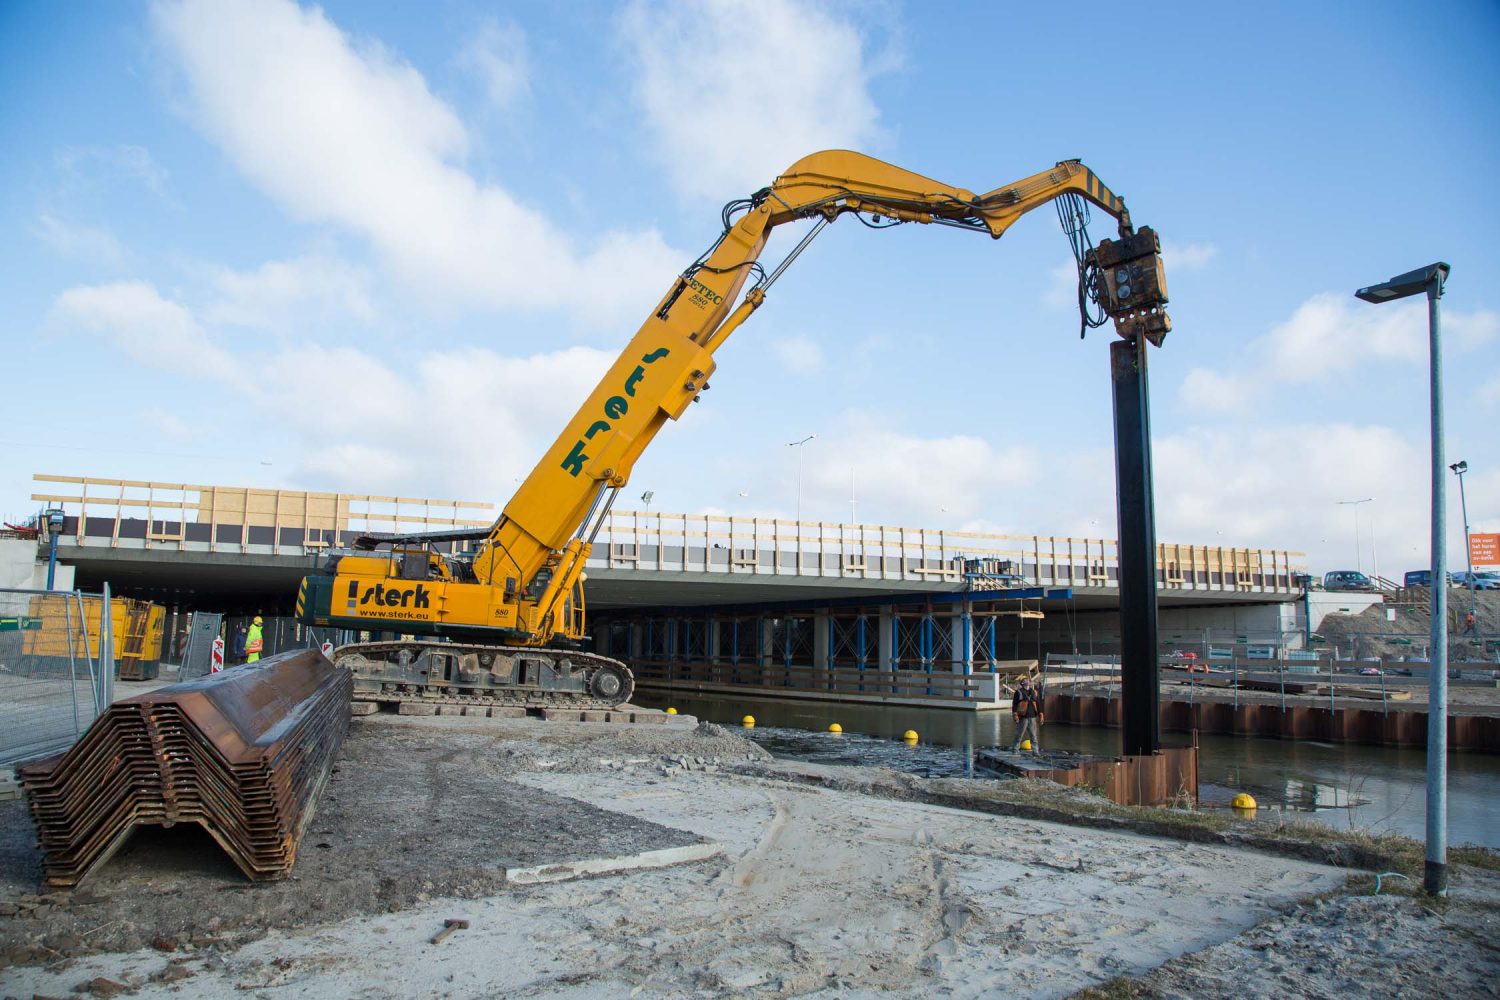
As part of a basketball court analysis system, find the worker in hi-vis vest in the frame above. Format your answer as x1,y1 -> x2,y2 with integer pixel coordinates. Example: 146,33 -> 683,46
246,615 -> 265,663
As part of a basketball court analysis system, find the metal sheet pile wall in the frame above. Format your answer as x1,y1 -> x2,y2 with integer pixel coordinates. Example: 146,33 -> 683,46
19,649 -> 351,888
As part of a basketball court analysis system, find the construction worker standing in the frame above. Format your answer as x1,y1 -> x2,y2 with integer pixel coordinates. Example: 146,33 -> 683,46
246,616 -> 265,663
1010,675 -> 1044,753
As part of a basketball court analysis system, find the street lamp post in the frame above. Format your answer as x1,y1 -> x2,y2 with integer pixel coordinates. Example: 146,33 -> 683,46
1450,461 -> 1476,626
1356,261 -> 1451,896
1336,497 -> 1375,577
787,434 -> 815,524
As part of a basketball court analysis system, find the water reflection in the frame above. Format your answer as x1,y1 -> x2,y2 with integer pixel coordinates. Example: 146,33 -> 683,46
636,690 -> 1500,848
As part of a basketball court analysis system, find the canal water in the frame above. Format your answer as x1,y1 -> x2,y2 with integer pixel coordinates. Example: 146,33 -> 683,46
632,690 -> 1500,849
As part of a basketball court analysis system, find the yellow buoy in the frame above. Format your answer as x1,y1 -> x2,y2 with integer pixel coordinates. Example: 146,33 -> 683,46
741,715 -> 756,728
665,707 -> 677,715
1232,792 -> 1257,811
1020,739 -> 1033,751
829,723 -> 843,733
902,730 -> 919,742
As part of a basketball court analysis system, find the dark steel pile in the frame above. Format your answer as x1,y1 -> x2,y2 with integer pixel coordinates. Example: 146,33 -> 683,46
20,648 -> 351,888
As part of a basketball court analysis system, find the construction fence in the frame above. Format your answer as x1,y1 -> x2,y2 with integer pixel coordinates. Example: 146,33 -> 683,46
0,587 -> 116,766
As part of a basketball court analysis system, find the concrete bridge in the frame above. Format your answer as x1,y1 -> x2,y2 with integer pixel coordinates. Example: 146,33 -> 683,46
28,475 -> 1307,614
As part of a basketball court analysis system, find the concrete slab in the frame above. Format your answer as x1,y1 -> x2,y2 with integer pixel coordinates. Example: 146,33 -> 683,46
396,702 -> 438,716
348,701 -> 379,716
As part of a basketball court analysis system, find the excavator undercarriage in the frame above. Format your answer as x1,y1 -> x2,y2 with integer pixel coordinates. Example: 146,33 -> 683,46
333,641 -> 635,712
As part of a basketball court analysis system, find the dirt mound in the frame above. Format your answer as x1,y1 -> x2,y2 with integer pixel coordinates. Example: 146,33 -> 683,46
1317,589 -> 1500,661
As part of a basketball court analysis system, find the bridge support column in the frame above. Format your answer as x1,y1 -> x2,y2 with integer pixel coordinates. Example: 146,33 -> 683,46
706,617 -> 721,664
877,607 -> 894,672
758,617 -> 775,671
628,622 -> 643,660
951,604 -> 971,674
813,610 -> 829,670
1111,336 -> 1161,757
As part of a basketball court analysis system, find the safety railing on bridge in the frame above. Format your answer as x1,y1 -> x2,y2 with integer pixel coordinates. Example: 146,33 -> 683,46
31,474 -> 494,555
30,474 -> 1305,594
591,509 -> 1305,594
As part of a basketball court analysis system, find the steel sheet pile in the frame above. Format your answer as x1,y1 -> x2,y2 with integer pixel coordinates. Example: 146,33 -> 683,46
19,648 -> 351,888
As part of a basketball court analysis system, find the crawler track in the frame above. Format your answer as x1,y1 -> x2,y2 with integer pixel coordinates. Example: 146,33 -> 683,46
333,641 -> 635,712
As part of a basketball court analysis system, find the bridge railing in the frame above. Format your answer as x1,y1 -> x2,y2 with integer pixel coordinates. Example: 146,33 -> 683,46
590,509 -> 1305,594
31,474 -> 493,555
30,475 -> 1305,594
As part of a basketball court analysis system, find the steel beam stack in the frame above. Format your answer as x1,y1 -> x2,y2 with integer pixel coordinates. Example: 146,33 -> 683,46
19,649 -> 351,888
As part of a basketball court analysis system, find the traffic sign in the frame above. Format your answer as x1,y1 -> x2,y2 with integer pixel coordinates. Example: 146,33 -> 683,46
210,637 -> 225,673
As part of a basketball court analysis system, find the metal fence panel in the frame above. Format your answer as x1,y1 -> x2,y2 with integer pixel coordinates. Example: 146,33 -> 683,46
0,588 -> 108,766
178,612 -> 224,680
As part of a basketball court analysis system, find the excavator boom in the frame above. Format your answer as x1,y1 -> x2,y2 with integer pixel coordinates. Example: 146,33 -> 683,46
297,151 -> 1170,712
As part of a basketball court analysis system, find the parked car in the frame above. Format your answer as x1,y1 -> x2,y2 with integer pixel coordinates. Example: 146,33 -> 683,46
1324,570 -> 1376,592
1403,570 -> 1455,588
1359,666 -> 1383,676
1455,571 -> 1500,591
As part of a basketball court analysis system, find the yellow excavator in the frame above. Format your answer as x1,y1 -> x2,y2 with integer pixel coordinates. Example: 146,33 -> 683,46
297,151 -> 1170,711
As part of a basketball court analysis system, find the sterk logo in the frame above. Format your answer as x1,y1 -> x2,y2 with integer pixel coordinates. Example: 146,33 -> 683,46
348,581 -> 431,609
560,348 -> 671,477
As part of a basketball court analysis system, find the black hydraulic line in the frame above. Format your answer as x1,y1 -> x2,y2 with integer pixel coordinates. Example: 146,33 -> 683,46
1110,336 -> 1161,757
586,486 -> 622,545
761,218 -> 830,289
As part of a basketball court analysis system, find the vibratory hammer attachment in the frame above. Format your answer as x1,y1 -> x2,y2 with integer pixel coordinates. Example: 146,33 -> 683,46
1088,226 -> 1171,347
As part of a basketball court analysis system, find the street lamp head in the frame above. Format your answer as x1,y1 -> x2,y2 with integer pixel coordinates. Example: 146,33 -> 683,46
1450,460 -> 1467,475
1355,262 -> 1450,304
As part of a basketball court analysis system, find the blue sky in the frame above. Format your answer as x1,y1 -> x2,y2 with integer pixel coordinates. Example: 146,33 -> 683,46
2,0 -> 1498,576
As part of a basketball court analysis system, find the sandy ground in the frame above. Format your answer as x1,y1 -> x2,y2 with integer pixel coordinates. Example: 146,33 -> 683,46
1093,872 -> 1500,1000
2,713 -> 1497,999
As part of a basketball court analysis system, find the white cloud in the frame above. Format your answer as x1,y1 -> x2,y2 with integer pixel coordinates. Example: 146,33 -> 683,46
1265,292 -> 1429,380
254,342 -> 618,499
1449,308 -> 1499,351
1043,260 -> 1078,308
1161,241 -> 1218,270
795,412 -> 1039,528
55,144 -> 170,198
32,215 -> 128,267
1480,372 -> 1500,407
140,407 -> 195,442
53,278 -> 615,500
1151,423 -> 1443,575
770,336 -> 824,375
620,0 -> 887,199
1177,291 -> 1500,413
205,255 -> 374,328
50,281 -> 233,378
151,0 -> 679,327
1178,367 -> 1257,414
458,18 -> 529,111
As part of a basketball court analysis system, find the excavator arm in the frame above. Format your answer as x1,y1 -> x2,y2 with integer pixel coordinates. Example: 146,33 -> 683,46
471,152 -> 1170,640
